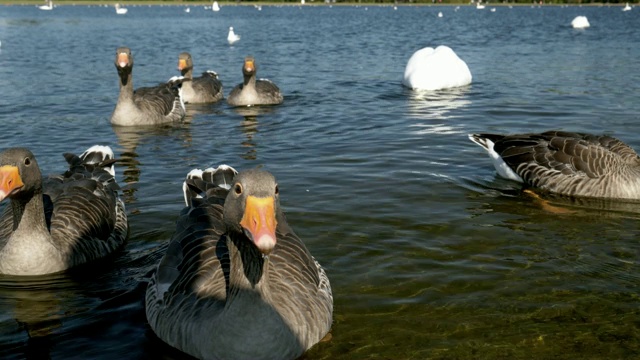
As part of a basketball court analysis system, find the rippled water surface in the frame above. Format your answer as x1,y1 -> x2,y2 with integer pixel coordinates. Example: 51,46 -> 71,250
0,3 -> 640,359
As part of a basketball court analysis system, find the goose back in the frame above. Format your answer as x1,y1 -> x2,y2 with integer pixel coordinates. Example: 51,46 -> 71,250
146,166 -> 332,360
178,52 -> 223,104
469,131 -> 640,199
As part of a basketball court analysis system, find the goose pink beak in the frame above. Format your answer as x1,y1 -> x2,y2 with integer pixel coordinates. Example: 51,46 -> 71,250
117,52 -> 129,68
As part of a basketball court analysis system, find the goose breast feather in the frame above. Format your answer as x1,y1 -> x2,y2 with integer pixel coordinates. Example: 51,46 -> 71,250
469,131 -> 640,199
145,166 -> 332,360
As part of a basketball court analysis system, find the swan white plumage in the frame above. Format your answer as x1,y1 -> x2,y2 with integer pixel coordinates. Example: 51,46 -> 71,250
38,0 -> 53,10
228,27 -> 240,45
571,16 -> 590,29
623,2 -> 632,11
403,46 -> 472,91
115,3 -> 128,14
212,1 -> 220,11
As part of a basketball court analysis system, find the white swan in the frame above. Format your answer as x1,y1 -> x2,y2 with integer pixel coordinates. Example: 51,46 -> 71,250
571,16 -> 590,29
476,2 -> 485,9
403,46 -> 472,91
212,1 -> 220,11
38,0 -> 53,10
623,2 -> 632,11
115,3 -> 128,15
227,27 -> 240,45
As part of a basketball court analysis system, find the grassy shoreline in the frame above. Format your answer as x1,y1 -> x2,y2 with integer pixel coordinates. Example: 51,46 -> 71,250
0,0 -> 630,6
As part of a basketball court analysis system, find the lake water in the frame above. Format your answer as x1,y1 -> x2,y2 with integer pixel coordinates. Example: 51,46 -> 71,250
0,3 -> 639,359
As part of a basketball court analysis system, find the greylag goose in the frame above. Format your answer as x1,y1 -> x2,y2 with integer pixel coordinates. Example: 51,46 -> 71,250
146,166 -> 332,360
227,56 -> 283,107
177,52 -> 223,104
111,47 -> 186,126
469,131 -> 640,199
0,146 -> 128,275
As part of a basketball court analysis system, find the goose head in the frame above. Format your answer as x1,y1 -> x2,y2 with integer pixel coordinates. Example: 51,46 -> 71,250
0,148 -> 42,202
223,169 -> 278,255
242,56 -> 256,79
115,47 -> 133,81
177,52 -> 193,76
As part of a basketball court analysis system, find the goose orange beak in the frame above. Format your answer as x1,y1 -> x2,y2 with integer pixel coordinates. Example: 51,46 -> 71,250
244,59 -> 255,73
178,58 -> 187,71
0,165 -> 24,202
240,195 -> 277,254
117,52 -> 129,68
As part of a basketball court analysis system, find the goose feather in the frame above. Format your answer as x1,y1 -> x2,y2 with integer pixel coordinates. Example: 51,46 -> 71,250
469,131 -> 640,199
177,52 -> 223,104
146,166 -> 332,360
111,47 -> 186,126
0,146 -> 128,275
227,56 -> 283,107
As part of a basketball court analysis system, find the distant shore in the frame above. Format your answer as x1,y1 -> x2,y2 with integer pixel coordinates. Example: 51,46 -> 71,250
0,0 -> 631,7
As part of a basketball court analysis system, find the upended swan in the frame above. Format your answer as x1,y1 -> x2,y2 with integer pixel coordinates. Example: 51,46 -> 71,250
227,27 -> 240,45
0,146 -> 128,275
177,52 -> 223,104
227,56 -> 283,107
403,46 -> 472,91
469,131 -> 640,199
145,166 -> 332,360
571,16 -> 590,29
111,47 -> 185,126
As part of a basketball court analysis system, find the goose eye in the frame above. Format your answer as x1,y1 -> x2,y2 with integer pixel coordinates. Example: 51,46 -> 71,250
24,157 -> 31,166
234,183 -> 242,195
275,185 -> 279,195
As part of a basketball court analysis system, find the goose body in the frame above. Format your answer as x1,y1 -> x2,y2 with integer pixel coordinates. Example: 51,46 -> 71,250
0,146 -> 128,276
111,47 -> 185,126
403,46 -> 472,91
145,166 -> 332,360
227,57 -> 283,107
469,131 -> 640,199
177,52 -> 223,104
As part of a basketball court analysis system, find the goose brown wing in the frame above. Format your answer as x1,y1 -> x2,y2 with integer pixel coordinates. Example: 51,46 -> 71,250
492,131 -> 638,185
192,72 -> 223,99
46,149 -> 127,266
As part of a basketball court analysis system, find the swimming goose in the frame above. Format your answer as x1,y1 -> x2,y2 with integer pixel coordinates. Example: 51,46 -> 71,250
146,166 -> 332,360
0,146 -> 128,275
469,131 -> 640,199
227,57 -> 283,107
177,52 -> 223,104
111,47 -> 186,126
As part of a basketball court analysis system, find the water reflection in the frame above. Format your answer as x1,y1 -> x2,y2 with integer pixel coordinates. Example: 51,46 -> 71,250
111,124 -> 192,206
0,273 -> 75,358
405,87 -> 471,135
232,106 -> 276,161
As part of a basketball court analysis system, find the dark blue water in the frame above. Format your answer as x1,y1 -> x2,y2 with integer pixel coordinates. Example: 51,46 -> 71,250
0,3 -> 639,359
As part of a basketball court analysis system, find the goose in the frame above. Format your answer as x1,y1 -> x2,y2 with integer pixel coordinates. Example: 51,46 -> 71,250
469,131 -> 640,200
145,166 -> 332,360
227,27 -> 240,45
403,46 -> 472,91
227,57 -> 283,107
0,146 -> 128,276
177,52 -> 223,104
111,47 -> 186,126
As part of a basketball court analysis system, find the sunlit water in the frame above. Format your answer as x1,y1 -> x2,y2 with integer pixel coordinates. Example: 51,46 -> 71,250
0,4 -> 639,359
